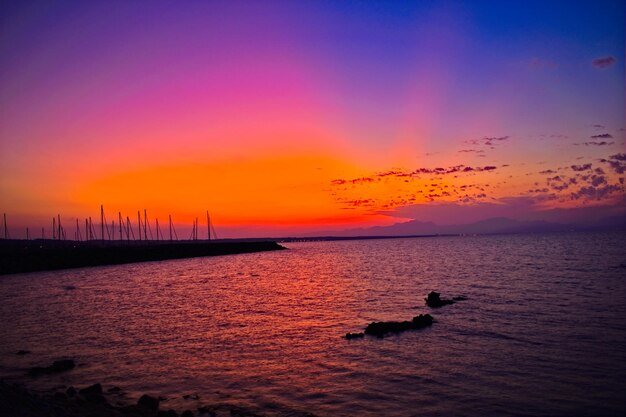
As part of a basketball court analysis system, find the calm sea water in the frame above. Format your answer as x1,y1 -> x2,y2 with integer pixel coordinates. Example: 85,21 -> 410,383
1,232 -> 625,416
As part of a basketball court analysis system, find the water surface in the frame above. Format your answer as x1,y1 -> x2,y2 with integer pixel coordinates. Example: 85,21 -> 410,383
1,232 -> 625,416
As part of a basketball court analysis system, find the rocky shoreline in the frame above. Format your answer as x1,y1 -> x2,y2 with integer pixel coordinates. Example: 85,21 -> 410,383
0,380 -> 316,417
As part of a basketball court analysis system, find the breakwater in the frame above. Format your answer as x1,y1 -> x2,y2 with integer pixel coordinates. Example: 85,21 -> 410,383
0,239 -> 285,275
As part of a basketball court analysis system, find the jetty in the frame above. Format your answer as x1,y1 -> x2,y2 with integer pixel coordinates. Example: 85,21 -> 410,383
0,206 -> 285,275
0,239 -> 285,275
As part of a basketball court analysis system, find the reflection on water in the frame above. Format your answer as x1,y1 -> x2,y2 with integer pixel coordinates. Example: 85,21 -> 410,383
1,232 -> 625,416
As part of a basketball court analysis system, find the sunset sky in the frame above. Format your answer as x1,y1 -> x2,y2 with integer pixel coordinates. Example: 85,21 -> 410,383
1,0 -> 624,238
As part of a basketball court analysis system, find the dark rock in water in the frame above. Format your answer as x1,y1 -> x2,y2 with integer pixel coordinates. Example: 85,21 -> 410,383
66,386 -> 76,397
181,410 -> 194,417
157,410 -> 179,417
345,332 -> 364,340
138,394 -> 160,411
79,383 -> 103,396
364,314 -> 433,338
183,393 -> 199,400
79,383 -> 106,403
16,350 -> 31,355
425,291 -> 455,308
452,295 -> 468,301
54,391 -> 67,400
197,405 -> 217,416
28,359 -> 75,377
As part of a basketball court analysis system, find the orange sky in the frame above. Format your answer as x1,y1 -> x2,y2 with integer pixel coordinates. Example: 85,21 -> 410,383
1,1 -> 624,238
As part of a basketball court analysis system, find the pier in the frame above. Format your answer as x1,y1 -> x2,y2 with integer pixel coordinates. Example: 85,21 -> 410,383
0,206 -> 285,275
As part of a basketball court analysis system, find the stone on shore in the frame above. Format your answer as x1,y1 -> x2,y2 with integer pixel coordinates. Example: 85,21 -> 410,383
138,393 -> 160,411
79,383 -> 107,403
27,359 -> 75,377
157,410 -> 179,417
345,332 -> 364,340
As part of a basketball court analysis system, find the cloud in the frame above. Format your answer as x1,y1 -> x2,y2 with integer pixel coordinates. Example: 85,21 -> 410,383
570,184 -> 621,200
582,141 -> 614,146
331,177 -> 375,185
571,164 -> 592,172
591,175 -> 607,187
539,169 -> 557,174
602,153 -> 626,174
344,199 -> 375,207
464,136 -> 509,147
458,149 -> 485,154
592,56 -> 616,68
590,133 -> 613,139
593,124 -> 605,129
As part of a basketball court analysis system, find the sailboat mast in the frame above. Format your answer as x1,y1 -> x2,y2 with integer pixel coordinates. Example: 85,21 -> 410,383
137,211 -> 141,241
206,211 -> 210,241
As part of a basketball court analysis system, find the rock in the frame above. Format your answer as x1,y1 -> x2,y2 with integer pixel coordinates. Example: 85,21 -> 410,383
66,386 -> 76,397
138,394 -> 160,411
452,295 -> 468,301
79,383 -> 106,403
79,383 -> 103,396
345,332 -> 364,340
107,386 -> 122,392
197,405 -> 217,416
16,350 -> 31,355
181,410 -> 194,417
183,393 -> 199,400
28,359 -> 75,377
54,391 -> 67,400
364,314 -> 433,338
157,410 -> 179,417
425,291 -> 455,308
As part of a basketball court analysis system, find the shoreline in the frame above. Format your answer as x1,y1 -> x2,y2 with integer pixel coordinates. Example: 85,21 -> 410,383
0,379 -> 289,417
0,240 -> 286,275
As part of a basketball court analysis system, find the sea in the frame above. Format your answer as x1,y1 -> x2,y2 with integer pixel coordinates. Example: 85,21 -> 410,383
0,231 -> 625,417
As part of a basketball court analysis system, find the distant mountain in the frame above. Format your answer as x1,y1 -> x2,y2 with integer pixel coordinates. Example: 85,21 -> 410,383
308,215 -> 625,238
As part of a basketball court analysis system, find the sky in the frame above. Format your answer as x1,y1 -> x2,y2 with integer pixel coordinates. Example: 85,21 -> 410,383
1,0 -> 624,238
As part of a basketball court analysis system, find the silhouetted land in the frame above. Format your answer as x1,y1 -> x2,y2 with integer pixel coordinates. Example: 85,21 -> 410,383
0,239 -> 285,275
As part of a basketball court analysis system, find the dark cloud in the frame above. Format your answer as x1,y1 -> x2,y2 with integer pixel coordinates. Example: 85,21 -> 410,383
570,184 -> 621,200
571,164 -> 592,172
592,56 -> 616,68
464,136 -> 509,147
593,124 -> 605,129
345,199 -> 375,207
582,141 -> 613,146
591,175 -> 607,187
600,153 -> 626,174
605,160 -> 625,174
458,149 -> 485,154
539,169 -> 557,174
331,177 -> 374,186
377,170 -> 411,178
590,133 -> 613,139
